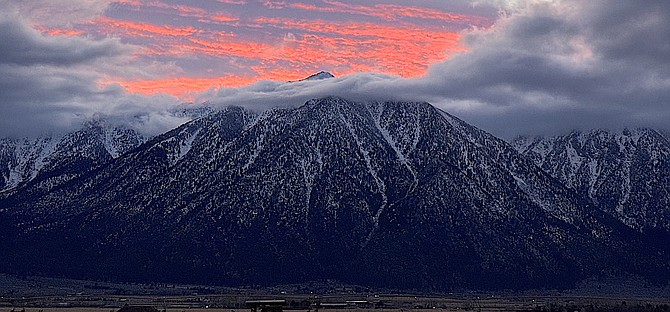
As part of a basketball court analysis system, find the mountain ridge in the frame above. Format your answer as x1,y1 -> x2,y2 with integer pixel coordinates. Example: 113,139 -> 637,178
512,128 -> 670,234
0,121 -> 145,194
1,98 -> 668,290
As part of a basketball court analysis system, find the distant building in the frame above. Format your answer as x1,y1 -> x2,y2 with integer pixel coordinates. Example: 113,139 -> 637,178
245,299 -> 286,312
117,306 -> 160,312
312,300 -> 373,310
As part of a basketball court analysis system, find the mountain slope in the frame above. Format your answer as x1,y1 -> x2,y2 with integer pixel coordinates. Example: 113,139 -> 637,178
291,71 -> 335,82
512,129 -> 670,233
1,98 -> 667,290
0,122 -> 144,194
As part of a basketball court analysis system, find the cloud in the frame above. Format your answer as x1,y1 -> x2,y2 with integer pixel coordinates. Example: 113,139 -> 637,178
90,12 -> 462,96
112,76 -> 256,99
73,0 -> 488,98
286,1 -> 488,25
250,17 -> 462,76
207,0 -> 670,139
0,0 -> 115,27
3,0 -> 669,141
204,72 -> 406,111
418,0 -> 670,138
0,13 -> 184,138
0,14 -> 129,66
93,17 -> 200,38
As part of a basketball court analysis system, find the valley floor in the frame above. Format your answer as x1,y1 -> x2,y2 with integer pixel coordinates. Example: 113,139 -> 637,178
1,298 -> 670,312
1,274 -> 669,312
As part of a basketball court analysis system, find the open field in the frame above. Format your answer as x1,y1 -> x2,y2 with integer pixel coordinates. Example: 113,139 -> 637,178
1,275 -> 670,312
1,293 -> 670,312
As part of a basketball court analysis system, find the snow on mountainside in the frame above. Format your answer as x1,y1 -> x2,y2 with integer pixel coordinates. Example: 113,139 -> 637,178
304,71 -> 335,80
292,71 -> 335,82
0,121 -> 145,193
2,97 -> 666,290
512,129 -> 670,233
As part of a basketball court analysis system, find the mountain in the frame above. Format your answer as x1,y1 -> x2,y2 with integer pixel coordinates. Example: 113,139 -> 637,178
1,98 -> 668,290
0,121 -> 145,194
292,71 -> 335,82
512,129 -> 670,234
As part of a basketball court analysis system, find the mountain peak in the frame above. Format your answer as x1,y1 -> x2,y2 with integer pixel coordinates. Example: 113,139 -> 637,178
294,71 -> 335,82
2,96 -> 670,291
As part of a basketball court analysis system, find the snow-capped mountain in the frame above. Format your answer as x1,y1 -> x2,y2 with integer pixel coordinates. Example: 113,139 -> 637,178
512,129 -> 670,233
292,71 -> 335,82
0,98 -> 667,290
0,121 -> 145,193
304,71 -> 334,80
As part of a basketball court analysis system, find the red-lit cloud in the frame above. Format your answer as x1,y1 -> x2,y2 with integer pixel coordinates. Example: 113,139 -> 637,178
287,1 -> 489,25
182,21 -> 461,79
5,0 -> 670,140
210,14 -> 240,23
25,0 -> 493,99
250,18 -> 463,76
104,76 -> 256,99
94,16 -> 199,37
217,0 -> 247,4
34,26 -> 85,37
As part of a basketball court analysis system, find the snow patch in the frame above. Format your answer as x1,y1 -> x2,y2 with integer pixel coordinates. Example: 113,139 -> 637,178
104,129 -> 121,158
367,102 -> 418,191
242,132 -> 266,171
587,159 -> 600,200
179,129 -> 200,160
6,137 -> 59,189
336,106 -> 387,246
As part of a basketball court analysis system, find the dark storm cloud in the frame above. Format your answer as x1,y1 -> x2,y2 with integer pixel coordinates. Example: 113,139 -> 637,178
0,13 -> 184,138
584,1 -> 670,63
0,13 -> 128,66
416,0 -> 670,138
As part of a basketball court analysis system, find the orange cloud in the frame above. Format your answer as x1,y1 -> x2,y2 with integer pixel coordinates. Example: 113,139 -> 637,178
375,3 -> 486,23
104,76 -> 256,99
116,0 -> 208,18
255,17 -> 460,46
263,1 -> 289,9
112,1 -> 241,29
115,0 -> 143,5
35,26 -> 85,37
251,67 -> 320,82
288,1 -> 490,25
251,18 -> 463,76
93,2 -> 476,98
179,18 -> 462,73
94,16 -> 199,38
187,37 -> 272,59
211,14 -> 240,23
111,16 -> 463,98
216,0 -> 247,4
172,4 -> 209,18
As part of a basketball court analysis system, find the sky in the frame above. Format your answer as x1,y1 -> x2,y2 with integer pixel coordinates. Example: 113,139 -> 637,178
1,0 -> 669,139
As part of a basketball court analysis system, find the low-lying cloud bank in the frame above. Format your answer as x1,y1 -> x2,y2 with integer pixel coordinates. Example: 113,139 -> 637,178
207,0 -> 670,138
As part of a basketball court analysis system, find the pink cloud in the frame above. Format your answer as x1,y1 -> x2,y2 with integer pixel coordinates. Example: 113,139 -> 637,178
34,26 -> 85,37
288,0 -> 491,25
102,75 -> 256,100
94,16 -> 200,37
